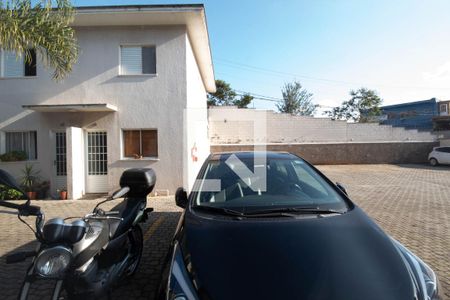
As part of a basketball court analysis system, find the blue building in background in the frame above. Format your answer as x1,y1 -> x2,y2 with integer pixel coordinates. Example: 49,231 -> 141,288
379,98 -> 438,130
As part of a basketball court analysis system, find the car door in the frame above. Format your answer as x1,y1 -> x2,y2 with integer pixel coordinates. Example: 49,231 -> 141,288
440,147 -> 450,164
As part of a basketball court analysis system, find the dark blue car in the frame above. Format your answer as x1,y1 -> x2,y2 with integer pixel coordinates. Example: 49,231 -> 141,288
159,152 -> 441,300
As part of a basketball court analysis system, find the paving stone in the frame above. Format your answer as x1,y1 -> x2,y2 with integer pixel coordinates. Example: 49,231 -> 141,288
0,165 -> 448,299
317,164 -> 450,300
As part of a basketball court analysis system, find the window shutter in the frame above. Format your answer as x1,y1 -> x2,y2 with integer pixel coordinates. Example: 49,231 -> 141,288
123,130 -> 141,157
120,47 -> 142,75
141,130 -> 158,157
4,51 -> 24,77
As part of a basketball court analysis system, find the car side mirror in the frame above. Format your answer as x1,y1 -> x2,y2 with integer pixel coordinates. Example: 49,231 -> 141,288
175,187 -> 188,209
336,182 -> 348,196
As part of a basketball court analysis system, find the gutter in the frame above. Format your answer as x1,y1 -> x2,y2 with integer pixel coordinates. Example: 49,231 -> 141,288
74,4 -> 204,14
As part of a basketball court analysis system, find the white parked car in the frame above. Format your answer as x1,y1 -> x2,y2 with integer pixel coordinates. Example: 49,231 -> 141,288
428,146 -> 450,166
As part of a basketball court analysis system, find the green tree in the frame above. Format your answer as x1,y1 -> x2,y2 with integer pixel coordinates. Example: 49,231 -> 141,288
326,88 -> 382,122
233,93 -> 253,108
207,79 -> 254,108
277,81 -> 316,116
0,0 -> 78,80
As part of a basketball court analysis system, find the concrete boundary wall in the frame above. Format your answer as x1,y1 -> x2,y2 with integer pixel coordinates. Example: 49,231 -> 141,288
208,107 -> 437,144
211,142 -> 439,164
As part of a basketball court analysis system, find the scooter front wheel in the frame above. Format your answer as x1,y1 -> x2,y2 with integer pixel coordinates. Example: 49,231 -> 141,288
125,225 -> 144,276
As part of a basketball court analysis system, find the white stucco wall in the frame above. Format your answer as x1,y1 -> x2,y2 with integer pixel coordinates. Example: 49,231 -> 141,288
0,25 -> 206,196
184,35 -> 209,191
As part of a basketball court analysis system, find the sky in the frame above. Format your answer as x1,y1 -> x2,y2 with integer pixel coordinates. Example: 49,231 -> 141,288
72,0 -> 450,112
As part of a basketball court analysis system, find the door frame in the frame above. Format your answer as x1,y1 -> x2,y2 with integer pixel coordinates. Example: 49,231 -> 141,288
50,129 -> 67,194
84,129 -> 108,193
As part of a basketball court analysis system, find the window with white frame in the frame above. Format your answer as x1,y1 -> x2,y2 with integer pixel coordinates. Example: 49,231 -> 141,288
123,129 -> 158,158
5,131 -> 37,160
120,46 -> 156,75
440,103 -> 448,115
0,49 -> 36,78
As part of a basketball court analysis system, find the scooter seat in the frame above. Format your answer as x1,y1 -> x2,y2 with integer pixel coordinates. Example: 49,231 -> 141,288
109,198 -> 146,239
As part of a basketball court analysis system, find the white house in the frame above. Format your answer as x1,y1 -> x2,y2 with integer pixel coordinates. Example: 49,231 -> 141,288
0,4 -> 215,199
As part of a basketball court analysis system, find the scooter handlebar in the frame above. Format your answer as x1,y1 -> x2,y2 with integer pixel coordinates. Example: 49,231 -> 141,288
0,202 -> 41,216
19,204 -> 42,217
0,201 -> 22,210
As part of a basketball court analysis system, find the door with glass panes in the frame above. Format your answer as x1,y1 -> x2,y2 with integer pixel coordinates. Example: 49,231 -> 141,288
53,131 -> 67,192
85,131 -> 108,193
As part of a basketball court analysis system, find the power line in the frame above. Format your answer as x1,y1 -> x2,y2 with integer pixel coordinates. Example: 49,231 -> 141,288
215,57 -> 450,90
234,90 -> 283,102
216,58 -> 358,86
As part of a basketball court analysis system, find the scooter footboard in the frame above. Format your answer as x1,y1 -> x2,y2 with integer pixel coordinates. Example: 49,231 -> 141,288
64,259 -> 104,299
65,257 -> 127,300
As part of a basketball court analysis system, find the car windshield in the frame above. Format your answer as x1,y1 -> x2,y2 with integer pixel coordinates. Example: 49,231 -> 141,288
193,156 -> 348,214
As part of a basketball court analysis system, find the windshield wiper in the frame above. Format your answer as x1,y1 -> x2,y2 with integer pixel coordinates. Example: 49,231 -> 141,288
192,205 -> 245,218
192,206 -> 344,219
245,207 -> 345,216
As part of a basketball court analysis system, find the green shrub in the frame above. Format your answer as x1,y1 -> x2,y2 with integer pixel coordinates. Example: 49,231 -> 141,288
0,184 -> 23,200
20,164 -> 41,192
0,151 -> 28,162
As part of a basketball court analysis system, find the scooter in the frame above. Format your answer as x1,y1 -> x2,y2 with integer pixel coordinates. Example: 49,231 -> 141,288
0,168 -> 156,299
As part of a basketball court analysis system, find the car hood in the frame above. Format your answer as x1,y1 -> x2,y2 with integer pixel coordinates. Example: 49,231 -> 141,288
182,207 -> 415,300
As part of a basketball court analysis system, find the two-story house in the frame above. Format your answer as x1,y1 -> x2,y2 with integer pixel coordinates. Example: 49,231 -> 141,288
0,4 -> 216,199
379,98 -> 438,130
433,100 -> 450,131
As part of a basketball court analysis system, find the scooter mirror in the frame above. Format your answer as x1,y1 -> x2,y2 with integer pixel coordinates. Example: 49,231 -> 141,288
0,169 -> 28,202
111,186 -> 130,199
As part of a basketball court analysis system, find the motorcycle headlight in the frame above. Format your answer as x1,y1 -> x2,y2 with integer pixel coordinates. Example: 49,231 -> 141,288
392,239 -> 442,300
35,246 -> 72,278
166,242 -> 198,300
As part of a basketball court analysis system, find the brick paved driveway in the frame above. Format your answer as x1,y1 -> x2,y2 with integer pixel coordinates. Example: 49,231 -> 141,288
0,164 -> 448,299
0,196 -> 182,300
318,164 -> 450,300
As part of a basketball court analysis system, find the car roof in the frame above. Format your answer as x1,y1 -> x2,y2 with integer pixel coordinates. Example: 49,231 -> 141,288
209,151 -> 299,161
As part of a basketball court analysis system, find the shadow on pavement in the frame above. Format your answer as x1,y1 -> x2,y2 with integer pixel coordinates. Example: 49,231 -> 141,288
0,211 -> 181,300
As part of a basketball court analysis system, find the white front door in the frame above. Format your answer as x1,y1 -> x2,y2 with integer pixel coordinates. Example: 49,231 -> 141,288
85,131 -> 108,193
52,131 -> 67,192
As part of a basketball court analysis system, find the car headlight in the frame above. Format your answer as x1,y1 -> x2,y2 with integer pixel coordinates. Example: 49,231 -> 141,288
418,257 -> 441,300
392,239 -> 442,300
166,242 -> 198,300
35,246 -> 72,278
